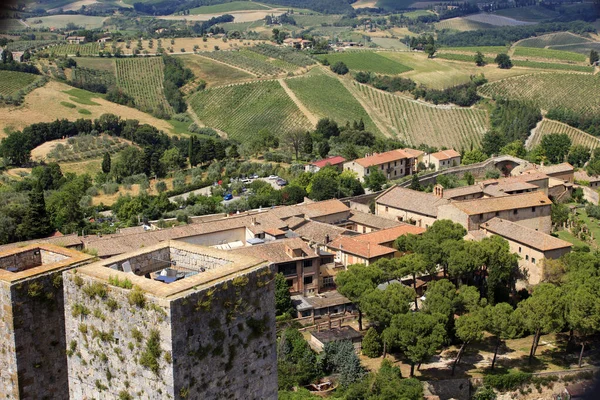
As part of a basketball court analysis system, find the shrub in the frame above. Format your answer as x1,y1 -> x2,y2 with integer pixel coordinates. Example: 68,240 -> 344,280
331,61 -> 349,75
61,101 -> 76,108
139,329 -> 162,374
362,327 -> 382,358
128,286 -> 146,308
82,282 -> 107,299
484,371 -> 532,391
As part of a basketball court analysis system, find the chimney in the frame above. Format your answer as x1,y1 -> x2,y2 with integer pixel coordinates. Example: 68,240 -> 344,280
325,234 -> 330,244
251,217 -> 257,226
434,184 -> 444,198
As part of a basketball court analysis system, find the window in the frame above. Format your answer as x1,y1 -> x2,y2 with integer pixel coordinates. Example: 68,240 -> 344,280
495,212 -> 499,217
302,259 -> 313,268
394,161 -> 397,166
525,255 -> 529,261
303,276 -> 313,285
532,207 -> 536,212
385,206 -> 389,212
532,258 -> 536,264
381,165 -> 384,170
479,213 -> 484,220
323,276 -> 334,288
394,171 -> 397,176
362,227 -> 366,233
279,263 -> 297,276
518,247 -> 522,253
513,209 -> 518,215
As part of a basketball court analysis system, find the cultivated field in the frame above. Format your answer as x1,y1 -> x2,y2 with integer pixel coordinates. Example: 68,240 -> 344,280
493,5 -> 559,22
528,119 -> 600,150
25,15 -> 107,29
434,17 -> 494,32
293,15 -> 343,27
248,45 -> 316,67
285,72 -> 381,136
512,47 -> 587,63
0,71 -> 41,97
74,57 -> 116,72
0,81 -> 174,137
438,46 -> 510,55
0,19 -> 26,32
549,42 -> 600,56
189,1 -> 269,14
462,13 -> 533,26
177,54 -> 253,88
315,52 -> 412,74
479,72 -> 600,115
188,80 -> 313,141
199,50 -> 289,76
49,43 -> 100,56
115,57 -> 172,114
31,134 -> 130,162
516,32 -> 592,48
353,82 -> 489,149
370,37 -> 409,50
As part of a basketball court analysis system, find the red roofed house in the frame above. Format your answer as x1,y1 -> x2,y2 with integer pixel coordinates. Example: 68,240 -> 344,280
305,156 -> 346,173
424,149 -> 461,171
343,149 -> 417,182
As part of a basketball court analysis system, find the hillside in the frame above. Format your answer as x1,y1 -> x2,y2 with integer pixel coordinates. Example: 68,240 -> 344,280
528,119 -> 600,150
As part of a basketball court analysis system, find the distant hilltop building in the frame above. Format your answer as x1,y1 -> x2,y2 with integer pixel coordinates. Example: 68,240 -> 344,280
0,244 -> 93,399
63,240 -> 277,399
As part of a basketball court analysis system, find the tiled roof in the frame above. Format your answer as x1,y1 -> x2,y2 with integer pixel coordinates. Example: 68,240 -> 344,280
352,149 -> 413,168
507,171 -> 549,182
304,291 -> 352,309
293,220 -> 356,244
0,234 -> 82,253
328,236 -> 396,258
443,185 -> 484,199
311,156 -> 346,169
271,199 -> 349,220
538,162 -> 574,175
348,211 -> 402,229
357,224 -> 425,245
481,218 -> 572,251
402,148 -> 425,158
376,186 -> 450,217
575,170 -> 600,183
451,191 -> 551,216
311,326 -> 361,343
230,238 -> 317,263
483,181 -> 538,197
430,149 -> 461,161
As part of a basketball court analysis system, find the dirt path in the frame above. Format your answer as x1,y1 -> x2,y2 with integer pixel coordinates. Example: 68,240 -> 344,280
278,78 -> 319,126
194,54 -> 258,77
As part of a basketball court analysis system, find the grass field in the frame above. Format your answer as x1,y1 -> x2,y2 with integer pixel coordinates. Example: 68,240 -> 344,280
188,80 -> 313,141
293,15 -> 343,27
25,15 -> 107,29
548,42 -> 600,56
353,82 -> 489,149
434,17 -> 494,32
439,46 -> 510,55
462,12 -> 532,26
285,72 -> 381,136
528,119 -> 600,150
513,47 -> 586,63
493,5 -> 559,22
189,1 -> 269,14
0,71 -> 40,97
49,42 -> 100,56
115,57 -> 172,114
511,60 -> 593,73
0,19 -> 26,32
74,57 -> 116,72
315,52 -> 412,74
177,54 -> 253,87
516,32 -> 592,48
370,37 -> 409,50
200,50 -> 287,76
479,72 -> 600,115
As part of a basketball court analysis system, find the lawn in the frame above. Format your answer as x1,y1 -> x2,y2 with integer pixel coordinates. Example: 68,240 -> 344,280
285,71 -> 381,136
189,1 -> 269,14
513,47 -> 586,63
315,52 -> 412,74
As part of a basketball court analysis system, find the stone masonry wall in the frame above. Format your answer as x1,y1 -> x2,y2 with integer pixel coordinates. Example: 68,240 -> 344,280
10,270 -> 72,399
170,266 -> 278,400
0,281 -> 18,399
40,250 -> 69,265
169,247 -> 231,272
0,250 -> 41,272
64,272 -> 174,399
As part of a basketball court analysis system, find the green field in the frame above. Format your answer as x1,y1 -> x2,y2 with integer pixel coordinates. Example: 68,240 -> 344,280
548,42 -> 600,56
49,43 -> 101,56
74,57 -> 116,72
189,1 -> 269,14
354,82 -> 489,149
315,52 -> 412,74
248,44 -> 315,67
293,15 -> 342,27
178,54 -> 253,87
200,50 -> 287,76
402,10 -> 435,18
25,15 -> 107,29
434,17 -> 494,32
528,119 -> 600,150
511,60 -> 593,73
0,71 -> 40,97
0,18 -> 26,32
479,73 -> 600,115
493,5 -> 559,22
285,72 -> 381,136
516,32 -> 592,48
115,57 -> 172,114
513,47 -> 586,63
371,37 -> 409,50
188,80 -> 313,141
436,53 -> 494,63
439,46 -> 510,55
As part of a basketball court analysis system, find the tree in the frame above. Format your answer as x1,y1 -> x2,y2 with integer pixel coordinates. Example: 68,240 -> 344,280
275,273 -> 294,316
160,147 -> 186,173
384,312 -> 446,376
397,253 -> 429,309
228,144 -> 239,159
361,283 -> 414,329
336,263 -> 383,331
541,133 -> 571,164
409,174 -> 422,191
474,51 -> 486,66
481,131 -> 506,156
462,148 -> 487,164
517,283 -> 565,364
453,310 -> 485,375
278,329 -> 320,389
551,202 -> 569,227
485,303 -> 519,369
567,145 -> 590,167
362,327 -> 382,358
321,340 -> 365,387
479,235 -> 519,304
564,277 -> 600,367
282,129 -> 305,160
155,181 -> 167,193
590,49 -> 599,65
371,359 -> 423,399
424,35 -> 436,58
495,53 -> 512,69
101,152 -> 111,174
331,61 -> 349,75
17,184 -> 53,240
500,140 -> 526,158
302,132 -> 313,155
364,166 -> 387,191
309,173 -> 338,201
188,135 -> 197,166
315,118 -> 340,139
317,141 -> 330,158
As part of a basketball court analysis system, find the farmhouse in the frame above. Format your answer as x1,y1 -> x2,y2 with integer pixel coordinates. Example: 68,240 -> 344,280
575,170 -> 600,188
357,224 -> 426,247
97,36 -> 112,43
283,38 -> 312,49
11,51 -> 24,62
305,156 -> 346,173
375,186 -> 451,228
344,149 -> 417,182
480,218 -> 572,286
424,149 -> 461,171
66,36 -> 86,44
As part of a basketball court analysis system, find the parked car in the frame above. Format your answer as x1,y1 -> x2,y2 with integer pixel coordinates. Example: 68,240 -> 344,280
276,179 -> 287,187
250,174 -> 259,179
268,175 -> 279,180
223,193 -> 233,201
241,178 -> 252,183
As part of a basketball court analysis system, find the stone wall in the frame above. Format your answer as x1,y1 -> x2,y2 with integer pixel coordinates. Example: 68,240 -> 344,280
169,247 -> 232,271
0,281 -> 19,399
64,272 -> 174,399
170,266 -> 277,400
40,249 -> 69,265
0,249 -> 41,271
9,270 -> 72,399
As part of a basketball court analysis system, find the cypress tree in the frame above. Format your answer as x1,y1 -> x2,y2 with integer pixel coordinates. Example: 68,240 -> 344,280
17,184 -> 53,240
188,135 -> 196,166
102,152 -> 111,174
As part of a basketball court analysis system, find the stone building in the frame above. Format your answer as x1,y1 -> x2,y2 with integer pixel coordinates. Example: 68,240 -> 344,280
0,244 -> 92,399
343,149 -> 417,181
64,240 -> 277,400
375,186 -> 450,228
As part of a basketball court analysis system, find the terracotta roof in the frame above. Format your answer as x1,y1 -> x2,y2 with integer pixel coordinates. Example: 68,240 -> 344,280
443,185 -> 484,199
508,171 -> 549,182
304,291 -> 352,309
265,228 -> 286,236
575,170 -> 600,183
311,156 -> 346,169
293,220 -> 356,244
481,218 -> 572,251
348,211 -> 402,229
352,149 -> 413,168
0,233 -> 82,253
402,148 -> 425,158
430,149 -> 460,161
538,162 -> 574,175
271,199 -> 349,220
357,224 -> 425,245
376,186 -> 450,217
328,236 -> 396,258
450,191 -> 551,215
230,238 -> 317,263
483,181 -> 538,197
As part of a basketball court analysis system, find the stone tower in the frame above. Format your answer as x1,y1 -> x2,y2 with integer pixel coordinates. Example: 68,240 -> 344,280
64,240 -> 277,400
